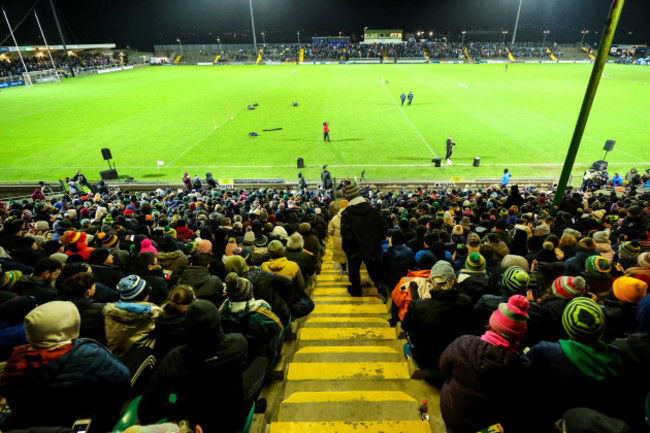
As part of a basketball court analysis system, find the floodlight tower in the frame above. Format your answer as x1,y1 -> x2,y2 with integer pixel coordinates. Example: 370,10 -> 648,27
502,30 -> 509,44
581,30 -> 589,45
542,30 -> 550,46
511,0 -> 523,45
461,31 -> 466,45
248,0 -> 257,49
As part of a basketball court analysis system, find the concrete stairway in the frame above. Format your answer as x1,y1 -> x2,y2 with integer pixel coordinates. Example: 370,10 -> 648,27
269,248 -> 444,433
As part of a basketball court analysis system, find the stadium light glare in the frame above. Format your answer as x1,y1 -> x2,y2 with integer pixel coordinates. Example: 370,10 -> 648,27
511,0 -> 523,45
248,0 -> 257,49
461,31 -> 466,45
297,31 -> 300,45
176,38 -> 182,56
581,30 -> 588,45
429,31 -> 433,37
542,30 -> 550,46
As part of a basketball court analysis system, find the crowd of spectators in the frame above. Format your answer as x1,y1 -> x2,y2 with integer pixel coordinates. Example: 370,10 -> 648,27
0,165 -> 649,431
217,41 -> 565,63
0,52 -> 124,78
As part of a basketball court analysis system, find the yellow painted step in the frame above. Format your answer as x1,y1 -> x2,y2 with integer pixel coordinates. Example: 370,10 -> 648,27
305,317 -> 387,325
283,391 -> 415,403
299,327 -> 397,341
313,288 -> 378,297
270,420 -> 431,433
287,362 -> 410,380
312,296 -> 382,303
312,304 -> 388,315
316,274 -> 350,282
296,346 -> 398,354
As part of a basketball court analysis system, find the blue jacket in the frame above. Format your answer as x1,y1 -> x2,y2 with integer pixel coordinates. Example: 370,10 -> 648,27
501,172 -> 512,186
382,245 -> 416,289
0,339 -> 130,430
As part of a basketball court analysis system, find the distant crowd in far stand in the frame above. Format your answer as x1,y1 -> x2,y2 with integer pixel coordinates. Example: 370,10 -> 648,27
0,53 -> 125,78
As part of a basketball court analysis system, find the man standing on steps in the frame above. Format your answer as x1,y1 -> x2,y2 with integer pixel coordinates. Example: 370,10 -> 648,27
321,165 -> 333,191
340,180 -> 388,297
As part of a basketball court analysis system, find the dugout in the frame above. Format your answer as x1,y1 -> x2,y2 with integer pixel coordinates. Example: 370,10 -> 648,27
362,29 -> 403,44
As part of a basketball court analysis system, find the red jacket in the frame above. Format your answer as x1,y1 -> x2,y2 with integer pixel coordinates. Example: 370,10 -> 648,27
391,270 -> 432,321
323,124 -> 329,133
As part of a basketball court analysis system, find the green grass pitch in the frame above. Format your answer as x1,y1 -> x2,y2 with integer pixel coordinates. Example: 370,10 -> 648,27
0,63 -> 648,185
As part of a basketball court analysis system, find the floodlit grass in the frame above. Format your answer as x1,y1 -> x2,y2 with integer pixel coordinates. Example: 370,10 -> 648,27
0,63 -> 648,184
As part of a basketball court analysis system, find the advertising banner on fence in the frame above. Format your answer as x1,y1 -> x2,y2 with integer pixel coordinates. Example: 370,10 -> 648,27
0,80 -> 25,89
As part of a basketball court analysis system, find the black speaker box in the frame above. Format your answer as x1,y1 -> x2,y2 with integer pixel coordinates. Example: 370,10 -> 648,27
603,140 -> 616,152
297,157 -> 304,169
473,157 -> 481,167
101,148 -> 113,160
99,169 -> 118,180
591,160 -> 608,171
432,158 -> 441,167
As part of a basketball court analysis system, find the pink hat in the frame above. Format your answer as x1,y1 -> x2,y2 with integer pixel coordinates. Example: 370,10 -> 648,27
139,238 -> 158,254
488,295 -> 529,343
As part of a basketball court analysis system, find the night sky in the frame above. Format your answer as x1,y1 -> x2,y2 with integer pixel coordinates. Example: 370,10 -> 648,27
1,0 -> 648,51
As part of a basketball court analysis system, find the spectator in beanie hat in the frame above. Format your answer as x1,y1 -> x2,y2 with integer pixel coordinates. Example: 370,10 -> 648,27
89,247 -> 125,291
103,275 -> 160,358
564,237 -> 599,276
439,295 -> 530,432
618,240 -> 641,268
581,256 -> 612,296
526,297 -> 626,430
262,240 -> 305,293
456,252 -> 493,304
593,230 -> 614,261
623,252 -> 650,286
0,301 -> 130,431
220,272 -> 282,361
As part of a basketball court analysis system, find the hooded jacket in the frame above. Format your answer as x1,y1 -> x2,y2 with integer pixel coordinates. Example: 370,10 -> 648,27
261,257 -> 305,291
177,266 -> 224,306
157,250 -> 190,282
382,245 -> 416,290
391,270 -> 433,321
328,208 -> 347,264
138,300 -> 253,433
220,298 -> 282,360
440,335 -> 530,433
0,339 -> 130,430
103,302 -> 160,358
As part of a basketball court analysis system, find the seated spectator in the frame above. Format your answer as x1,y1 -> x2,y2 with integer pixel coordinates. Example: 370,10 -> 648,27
526,298 -> 627,430
61,272 -> 107,345
175,219 -> 194,242
298,222 -> 323,271
177,252 -> 224,306
221,273 -> 282,362
457,253 -> 494,303
133,252 -> 169,305
138,300 -> 268,432
564,237 -> 599,275
90,247 -> 125,290
59,230 -> 94,260
593,230 -> 614,261
0,296 -> 37,361
12,257 -> 61,305
401,261 -> 473,384
95,231 -> 130,269
440,295 -> 530,432
103,275 -> 160,358
284,232 -> 316,278
624,252 -> 650,286
225,256 -> 291,325
0,301 -> 130,431
157,241 -> 190,284
583,256 -> 613,296
153,285 -> 195,361
382,231 -> 415,291
601,276 -> 647,341
486,232 -> 509,260
262,240 -> 305,292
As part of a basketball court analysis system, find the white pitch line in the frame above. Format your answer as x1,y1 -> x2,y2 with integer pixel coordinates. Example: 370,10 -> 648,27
368,67 -> 437,157
16,161 -> 644,170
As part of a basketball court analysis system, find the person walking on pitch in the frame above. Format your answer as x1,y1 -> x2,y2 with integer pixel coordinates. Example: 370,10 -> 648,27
407,91 -> 413,106
445,136 -> 456,167
323,122 -> 330,142
400,93 -> 406,106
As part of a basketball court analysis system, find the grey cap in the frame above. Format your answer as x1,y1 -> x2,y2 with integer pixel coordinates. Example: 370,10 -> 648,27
430,261 -> 456,283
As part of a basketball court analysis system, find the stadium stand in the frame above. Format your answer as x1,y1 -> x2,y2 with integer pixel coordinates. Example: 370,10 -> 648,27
0,169 -> 649,432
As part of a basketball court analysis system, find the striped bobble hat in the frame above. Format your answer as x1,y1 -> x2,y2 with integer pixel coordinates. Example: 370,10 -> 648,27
501,266 -> 530,293
562,297 -> 606,343
639,253 -> 650,269
578,237 -> 596,251
1,270 -> 23,290
553,276 -> 586,300
619,240 -> 641,259
225,272 -> 253,302
163,226 -> 177,238
465,253 -> 486,272
489,294 -> 529,343
97,232 -> 118,247
584,256 -> 611,277
117,275 -> 151,302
